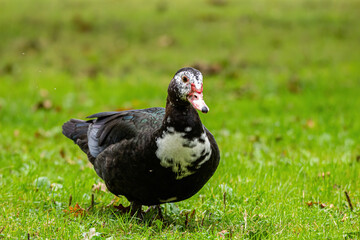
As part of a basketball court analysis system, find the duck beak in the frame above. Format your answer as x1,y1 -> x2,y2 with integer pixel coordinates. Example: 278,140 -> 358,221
188,84 -> 209,113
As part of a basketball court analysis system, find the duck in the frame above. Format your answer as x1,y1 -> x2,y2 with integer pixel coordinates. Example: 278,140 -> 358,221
62,67 -> 220,217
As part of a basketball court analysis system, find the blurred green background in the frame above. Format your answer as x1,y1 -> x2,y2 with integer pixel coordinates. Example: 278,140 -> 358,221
0,0 -> 359,238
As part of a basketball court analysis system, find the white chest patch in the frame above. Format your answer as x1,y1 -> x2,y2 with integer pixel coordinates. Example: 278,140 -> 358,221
155,128 -> 212,179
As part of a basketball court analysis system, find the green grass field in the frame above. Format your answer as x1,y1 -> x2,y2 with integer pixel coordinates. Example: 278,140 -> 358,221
1,0 -> 360,238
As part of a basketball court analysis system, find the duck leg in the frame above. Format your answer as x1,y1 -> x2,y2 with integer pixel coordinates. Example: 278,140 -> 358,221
156,205 -> 164,220
130,202 -> 143,219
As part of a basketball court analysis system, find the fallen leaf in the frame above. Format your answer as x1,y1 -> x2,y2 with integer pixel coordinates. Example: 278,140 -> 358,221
33,99 -> 53,111
92,182 -> 107,192
306,201 -> 327,208
287,75 -> 302,94
63,203 -> 85,217
59,149 -> 66,158
13,129 -> 20,137
34,130 -> 42,138
305,119 -> 316,129
72,15 -> 93,32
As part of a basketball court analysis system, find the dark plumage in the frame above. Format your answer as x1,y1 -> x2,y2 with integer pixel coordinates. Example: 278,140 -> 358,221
62,67 -> 220,214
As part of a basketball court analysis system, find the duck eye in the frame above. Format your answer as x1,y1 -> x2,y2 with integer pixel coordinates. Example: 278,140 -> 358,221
182,76 -> 189,83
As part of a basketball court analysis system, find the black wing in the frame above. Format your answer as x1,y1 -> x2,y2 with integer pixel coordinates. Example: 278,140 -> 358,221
87,107 -> 165,157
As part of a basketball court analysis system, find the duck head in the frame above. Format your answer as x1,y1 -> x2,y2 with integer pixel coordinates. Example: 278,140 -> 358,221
168,67 -> 209,113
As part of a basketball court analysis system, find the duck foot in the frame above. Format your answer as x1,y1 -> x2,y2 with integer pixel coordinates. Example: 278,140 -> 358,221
114,202 -> 143,220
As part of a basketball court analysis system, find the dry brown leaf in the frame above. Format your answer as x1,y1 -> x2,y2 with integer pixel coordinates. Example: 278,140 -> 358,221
33,99 -> 53,111
34,130 -> 42,138
63,203 -> 85,217
59,149 -> 66,159
306,202 -> 327,208
288,75 -> 302,94
305,119 -> 316,129
72,15 -> 93,32
13,129 -> 20,137
92,182 -> 107,192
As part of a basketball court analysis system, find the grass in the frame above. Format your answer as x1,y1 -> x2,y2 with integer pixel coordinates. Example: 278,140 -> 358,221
1,0 -> 360,238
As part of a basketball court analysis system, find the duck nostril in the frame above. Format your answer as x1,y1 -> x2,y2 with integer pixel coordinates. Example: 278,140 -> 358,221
194,95 -> 198,99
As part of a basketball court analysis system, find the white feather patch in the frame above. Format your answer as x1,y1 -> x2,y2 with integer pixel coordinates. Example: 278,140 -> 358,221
155,128 -> 212,179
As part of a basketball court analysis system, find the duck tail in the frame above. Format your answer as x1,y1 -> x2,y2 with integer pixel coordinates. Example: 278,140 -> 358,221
62,119 -> 90,143
62,119 -> 96,164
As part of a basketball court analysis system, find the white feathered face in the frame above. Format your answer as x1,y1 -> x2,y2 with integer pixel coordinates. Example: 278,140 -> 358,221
172,67 -> 209,113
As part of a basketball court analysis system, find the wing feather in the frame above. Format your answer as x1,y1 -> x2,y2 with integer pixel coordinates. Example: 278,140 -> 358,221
87,107 -> 165,157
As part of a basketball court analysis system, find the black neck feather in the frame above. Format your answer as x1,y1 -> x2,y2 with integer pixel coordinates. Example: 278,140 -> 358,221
161,96 -> 204,138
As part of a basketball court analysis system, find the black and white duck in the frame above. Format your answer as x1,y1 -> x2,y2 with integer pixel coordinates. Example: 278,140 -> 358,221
62,67 -> 220,216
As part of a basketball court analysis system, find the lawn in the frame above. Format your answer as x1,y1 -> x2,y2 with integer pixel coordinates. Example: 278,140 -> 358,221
0,0 -> 360,238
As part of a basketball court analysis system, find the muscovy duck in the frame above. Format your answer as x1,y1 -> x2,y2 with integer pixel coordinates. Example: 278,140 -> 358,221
62,67 -> 220,215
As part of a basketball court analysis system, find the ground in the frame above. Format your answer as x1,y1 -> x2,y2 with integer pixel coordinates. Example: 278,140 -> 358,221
0,0 -> 359,239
